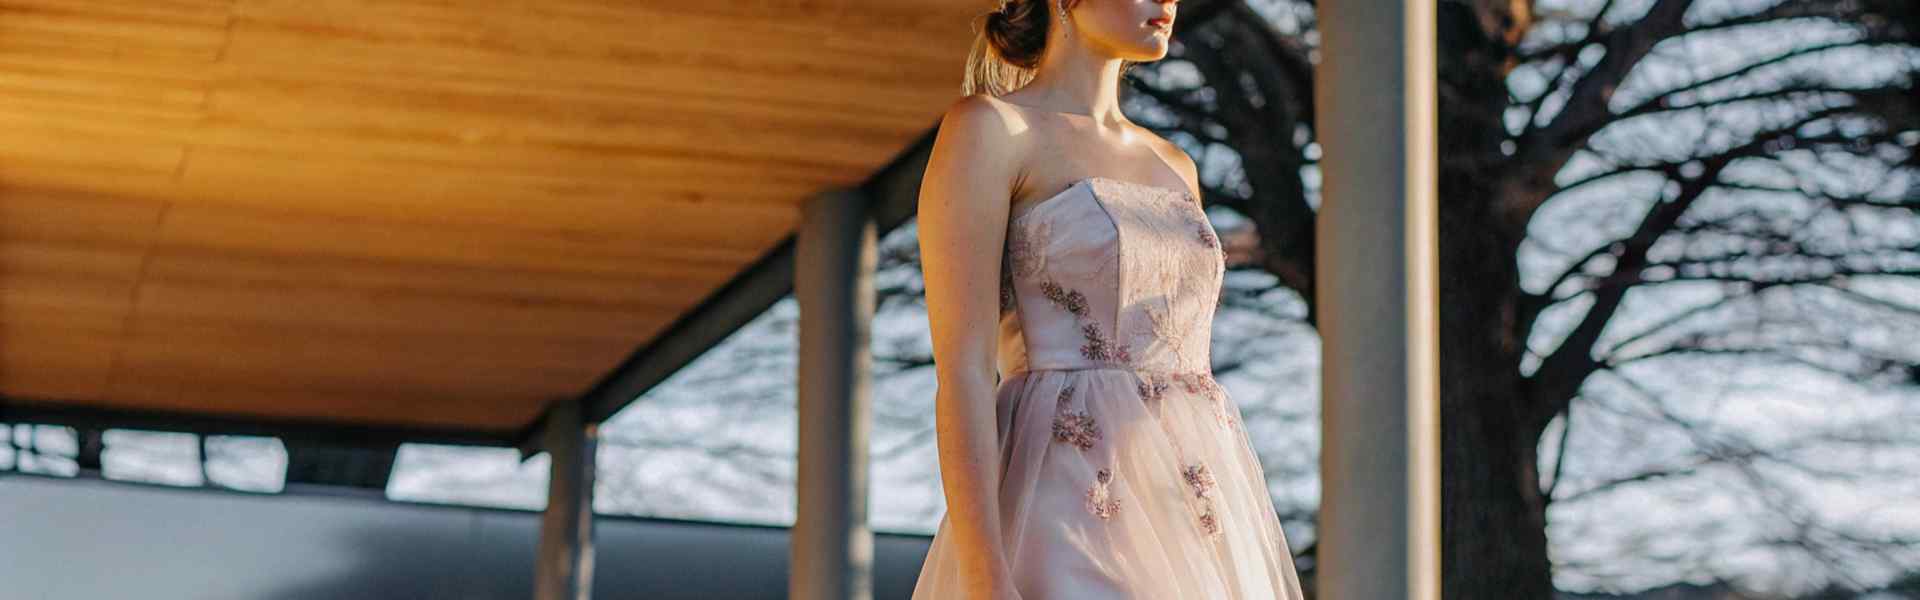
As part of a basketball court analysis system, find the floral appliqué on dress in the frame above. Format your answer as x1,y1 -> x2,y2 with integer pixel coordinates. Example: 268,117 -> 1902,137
1086,467 -> 1120,520
1054,385 -> 1121,521
1197,505 -> 1223,538
1136,374 -> 1171,406
1182,463 -> 1217,498
1172,372 -> 1237,429
1038,280 -> 1132,364
1185,463 -> 1225,538
1050,383 -> 1100,451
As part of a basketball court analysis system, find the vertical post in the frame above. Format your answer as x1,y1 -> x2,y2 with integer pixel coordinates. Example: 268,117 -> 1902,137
534,401 -> 597,600
1313,0 -> 1440,599
791,188 -> 876,600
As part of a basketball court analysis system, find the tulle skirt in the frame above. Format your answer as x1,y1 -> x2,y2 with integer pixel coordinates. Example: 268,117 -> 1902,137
910,366 -> 1307,599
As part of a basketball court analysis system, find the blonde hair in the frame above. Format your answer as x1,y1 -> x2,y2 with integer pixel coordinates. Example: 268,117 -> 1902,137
963,0 -> 1137,97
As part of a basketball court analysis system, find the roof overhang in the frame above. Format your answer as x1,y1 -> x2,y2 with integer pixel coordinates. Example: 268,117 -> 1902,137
1,1 -> 970,449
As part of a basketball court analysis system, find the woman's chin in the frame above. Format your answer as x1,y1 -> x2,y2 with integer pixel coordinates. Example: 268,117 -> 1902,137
1121,43 -> 1169,62
1109,36 -> 1168,61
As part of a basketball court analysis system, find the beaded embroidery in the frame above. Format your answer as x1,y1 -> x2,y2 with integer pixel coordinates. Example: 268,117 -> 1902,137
1039,280 -> 1133,365
1188,458 -> 1225,539
1086,467 -> 1120,519
1164,372 -> 1235,428
1197,504 -> 1222,538
1040,280 -> 1088,317
1136,374 -> 1171,404
1050,383 -> 1100,451
1171,372 -> 1217,396
1079,322 -> 1131,363
1051,412 -> 1100,450
1182,463 -> 1217,499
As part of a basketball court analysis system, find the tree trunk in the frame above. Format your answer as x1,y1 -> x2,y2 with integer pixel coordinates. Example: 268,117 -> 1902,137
1438,2 -> 1557,596
1437,206 -> 1555,598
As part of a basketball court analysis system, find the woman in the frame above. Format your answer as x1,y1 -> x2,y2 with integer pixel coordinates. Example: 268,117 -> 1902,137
911,0 -> 1308,598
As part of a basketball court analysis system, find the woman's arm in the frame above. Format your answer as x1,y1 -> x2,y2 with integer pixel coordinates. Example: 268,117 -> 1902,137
917,94 -> 1025,597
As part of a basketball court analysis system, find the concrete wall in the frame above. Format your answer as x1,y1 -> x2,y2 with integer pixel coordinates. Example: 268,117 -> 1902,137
0,474 -> 933,600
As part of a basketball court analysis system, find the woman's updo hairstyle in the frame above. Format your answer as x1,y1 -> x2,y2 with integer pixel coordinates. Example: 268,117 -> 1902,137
983,0 -> 1051,69
962,0 -> 1139,97
963,0 -> 1051,97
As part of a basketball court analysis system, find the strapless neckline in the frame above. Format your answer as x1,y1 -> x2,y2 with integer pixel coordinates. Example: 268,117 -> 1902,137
1011,176 -> 1193,225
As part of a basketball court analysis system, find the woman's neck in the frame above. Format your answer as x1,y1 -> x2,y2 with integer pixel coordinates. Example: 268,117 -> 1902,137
1015,44 -> 1127,124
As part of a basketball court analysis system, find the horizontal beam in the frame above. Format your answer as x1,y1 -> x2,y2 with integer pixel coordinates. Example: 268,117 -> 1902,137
1,395 -> 513,448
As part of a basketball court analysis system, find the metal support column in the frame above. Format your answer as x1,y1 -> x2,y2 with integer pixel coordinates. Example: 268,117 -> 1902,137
790,188 -> 877,600
534,400 -> 598,600
1313,0 -> 1440,598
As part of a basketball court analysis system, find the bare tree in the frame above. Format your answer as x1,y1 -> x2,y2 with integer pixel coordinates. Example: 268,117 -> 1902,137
1431,0 -> 1920,596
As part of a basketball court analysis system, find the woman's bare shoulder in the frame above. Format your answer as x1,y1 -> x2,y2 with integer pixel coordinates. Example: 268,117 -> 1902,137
926,94 -> 1031,196
939,94 -> 1028,147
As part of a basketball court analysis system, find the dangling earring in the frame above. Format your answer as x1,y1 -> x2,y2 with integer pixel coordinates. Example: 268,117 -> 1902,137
1057,0 -> 1070,35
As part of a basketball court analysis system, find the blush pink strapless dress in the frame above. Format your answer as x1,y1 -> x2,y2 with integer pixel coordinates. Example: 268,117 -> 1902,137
911,177 -> 1308,599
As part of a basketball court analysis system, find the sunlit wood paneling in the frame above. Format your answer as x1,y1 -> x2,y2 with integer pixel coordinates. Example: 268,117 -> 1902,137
0,0 -> 974,431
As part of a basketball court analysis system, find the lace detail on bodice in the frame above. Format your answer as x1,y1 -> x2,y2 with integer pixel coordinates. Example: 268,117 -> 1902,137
1008,217 -> 1051,280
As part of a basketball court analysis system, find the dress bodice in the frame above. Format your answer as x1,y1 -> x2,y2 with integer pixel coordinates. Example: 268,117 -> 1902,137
996,177 -> 1227,378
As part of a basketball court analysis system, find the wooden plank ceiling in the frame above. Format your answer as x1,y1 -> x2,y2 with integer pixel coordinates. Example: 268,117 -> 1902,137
0,0 -> 975,433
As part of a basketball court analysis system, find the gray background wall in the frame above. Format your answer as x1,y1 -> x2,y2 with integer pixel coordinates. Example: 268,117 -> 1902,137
0,474 -> 934,600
